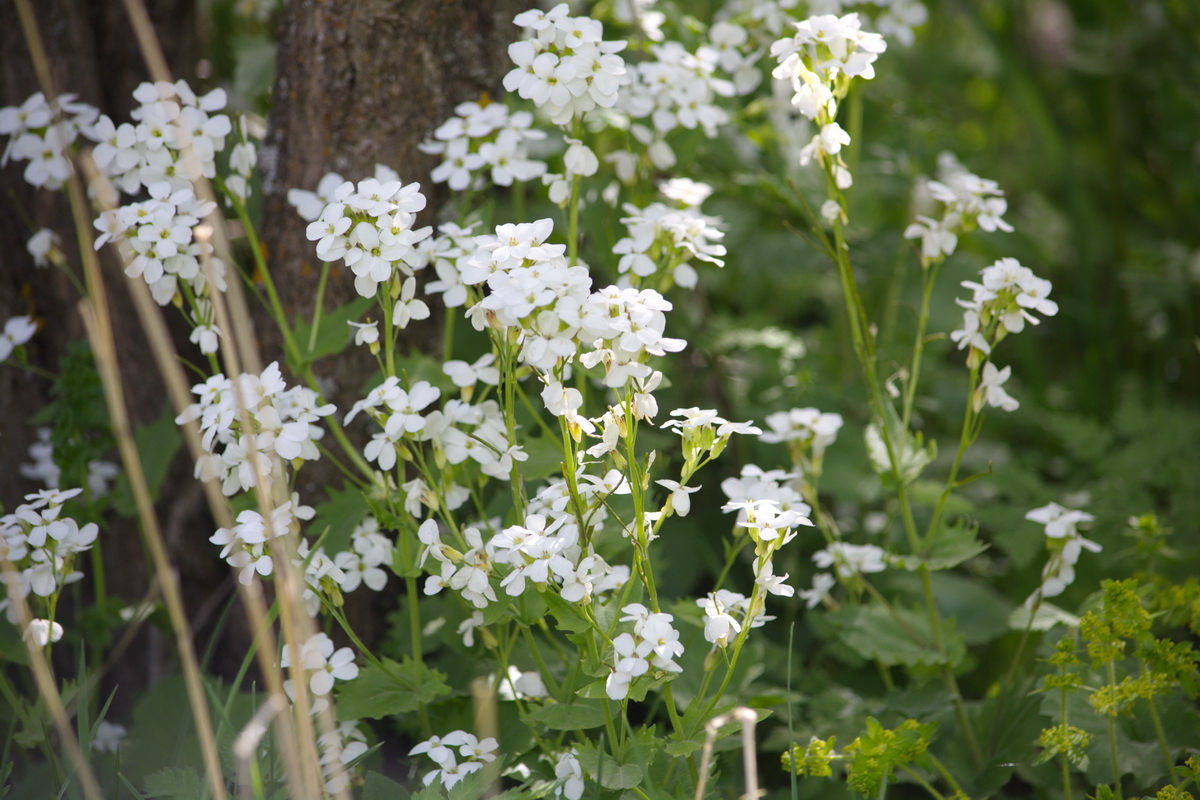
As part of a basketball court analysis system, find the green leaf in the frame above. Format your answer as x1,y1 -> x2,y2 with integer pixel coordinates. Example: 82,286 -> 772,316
308,485 -> 369,556
336,657 -> 451,720
520,433 -> 566,481
525,701 -> 607,730
142,766 -> 202,798
542,591 -> 592,634
891,519 -> 988,572
112,403 -> 183,517
292,296 -> 375,366
575,743 -> 644,790
664,737 -> 704,758
362,771 -> 412,800
864,405 -> 936,490
828,604 -> 966,668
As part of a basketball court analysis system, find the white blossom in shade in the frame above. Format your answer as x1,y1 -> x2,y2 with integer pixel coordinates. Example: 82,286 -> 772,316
1025,502 -> 1096,542
974,362 -> 1019,413
720,465 -> 812,526
903,213 -> 958,261
563,137 -> 599,177
318,721 -> 369,794
443,353 -> 500,389
281,632 -> 359,709
348,320 -> 379,349
798,572 -> 836,609
812,542 -> 888,579
410,730 -> 497,790
697,591 -> 744,648
613,199 -> 726,289
660,178 -> 714,208
91,721 -> 128,753
457,611 -> 484,647
288,172 -> 346,221
759,407 -> 843,450
620,40 -> 734,140
27,228 -> 59,267
554,751 -> 585,800
424,222 -> 478,308
391,276 -> 431,329
25,618 -> 64,646
1025,502 -> 1101,603
0,315 -> 38,362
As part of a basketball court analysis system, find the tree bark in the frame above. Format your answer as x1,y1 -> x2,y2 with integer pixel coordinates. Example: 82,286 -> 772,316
258,0 -> 527,643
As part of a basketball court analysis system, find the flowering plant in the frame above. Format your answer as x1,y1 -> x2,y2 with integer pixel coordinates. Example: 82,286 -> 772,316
1,1 -> 1197,799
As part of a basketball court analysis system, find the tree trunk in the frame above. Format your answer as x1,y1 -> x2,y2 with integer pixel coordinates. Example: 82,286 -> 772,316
258,0 -> 527,642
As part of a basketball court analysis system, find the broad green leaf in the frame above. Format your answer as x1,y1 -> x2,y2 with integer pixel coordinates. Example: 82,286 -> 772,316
828,604 -> 966,668
577,679 -> 611,700
664,737 -> 704,757
891,520 -> 988,572
575,743 -> 644,790
525,701 -> 607,730
520,433 -> 567,481
362,771 -> 411,800
142,766 -> 201,799
292,296 -> 374,366
112,403 -> 183,517
309,484 -> 369,556
336,657 -> 451,720
542,591 -> 592,634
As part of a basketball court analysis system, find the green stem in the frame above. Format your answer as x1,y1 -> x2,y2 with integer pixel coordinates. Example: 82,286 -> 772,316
902,260 -> 941,429
898,765 -> 946,800
1142,664 -> 1178,784
1107,662 -> 1123,800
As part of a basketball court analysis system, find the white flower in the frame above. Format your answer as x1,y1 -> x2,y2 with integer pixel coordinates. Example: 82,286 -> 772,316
812,542 -> 888,579
25,618 -> 64,646
975,362 -> 1019,412
0,315 -> 38,362
348,320 -> 379,348
392,276 -> 431,329
655,479 -> 700,517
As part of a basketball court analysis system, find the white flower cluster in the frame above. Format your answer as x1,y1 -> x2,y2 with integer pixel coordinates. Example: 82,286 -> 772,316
299,169 -> 432,299
318,721 -> 369,794
503,3 -> 631,127
210,501 -> 305,585
421,510 -> 627,611
19,428 -> 119,497
697,589 -> 772,648
759,407 -> 843,450
94,181 -> 226,307
0,92 -> 97,189
606,603 -> 683,700
904,154 -> 1013,262
423,222 -> 479,309
621,41 -> 734,140
770,13 -> 886,185
280,631 -> 359,713
0,489 -> 98,624
0,315 -> 37,362
419,100 -> 547,191
332,516 -> 395,593
175,362 -> 334,496
949,257 -> 1057,412
660,408 -> 761,467
705,22 -> 765,95
721,465 -> 810,525
410,730 -> 499,791
553,750 -> 585,800
87,81 -> 234,195
348,378 -> 521,482
812,541 -> 888,579
613,194 -> 727,289
1025,502 -> 1101,604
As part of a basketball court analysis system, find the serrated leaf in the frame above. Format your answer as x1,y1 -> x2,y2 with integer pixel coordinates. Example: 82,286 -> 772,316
292,296 -> 374,366
575,743 -> 644,790
525,701 -> 607,730
112,403 -> 183,517
542,591 -> 592,634
664,737 -> 703,757
828,604 -> 966,668
362,771 -> 411,800
142,766 -> 201,798
891,520 -> 988,571
336,657 -> 451,720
